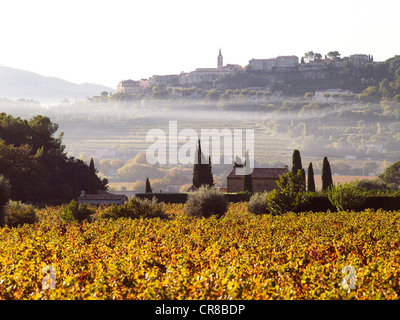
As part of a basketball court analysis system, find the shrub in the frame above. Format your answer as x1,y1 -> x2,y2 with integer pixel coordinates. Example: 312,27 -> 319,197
247,192 -> 269,215
185,186 -> 228,218
4,201 -> 37,227
0,175 -> 11,227
60,200 -> 95,223
266,171 -> 307,215
136,192 -> 252,204
296,193 -> 336,212
224,192 -> 251,203
102,197 -> 167,220
356,178 -> 395,193
136,193 -> 188,204
327,181 -> 366,211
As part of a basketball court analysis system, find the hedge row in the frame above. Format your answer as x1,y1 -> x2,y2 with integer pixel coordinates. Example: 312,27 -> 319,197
297,193 -> 400,212
136,192 -> 252,204
137,192 -> 400,212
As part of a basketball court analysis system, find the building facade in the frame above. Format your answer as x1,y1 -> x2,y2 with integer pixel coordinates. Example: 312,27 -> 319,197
249,58 -> 276,71
117,79 -> 141,94
226,167 -> 288,193
276,55 -> 299,68
249,55 -> 299,71
149,74 -> 180,88
349,54 -> 369,68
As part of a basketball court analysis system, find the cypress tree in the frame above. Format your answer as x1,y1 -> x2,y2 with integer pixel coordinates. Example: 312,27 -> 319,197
322,156 -> 333,191
205,155 -> 214,187
88,158 -> 98,194
145,177 -> 152,193
241,151 -> 253,193
192,139 -> 213,188
192,139 -> 201,188
307,162 -> 315,193
292,149 -> 306,187
292,149 -> 303,175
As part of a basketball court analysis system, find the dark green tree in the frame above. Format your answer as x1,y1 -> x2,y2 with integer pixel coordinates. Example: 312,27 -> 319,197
379,160 -> 400,186
0,175 -> 11,227
266,170 -> 307,215
307,162 -> 315,193
327,51 -> 341,60
88,158 -> 98,194
292,149 -> 303,174
0,113 -> 107,203
322,156 -> 333,191
241,151 -> 253,193
145,177 -> 153,193
292,149 -> 305,187
314,53 -> 322,61
192,140 -> 201,188
205,156 -> 214,187
304,51 -> 315,63
192,140 -> 214,188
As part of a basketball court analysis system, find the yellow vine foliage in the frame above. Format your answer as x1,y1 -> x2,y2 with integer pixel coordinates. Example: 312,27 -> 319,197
0,203 -> 400,299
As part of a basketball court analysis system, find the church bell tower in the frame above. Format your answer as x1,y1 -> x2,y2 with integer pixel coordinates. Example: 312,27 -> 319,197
218,48 -> 223,69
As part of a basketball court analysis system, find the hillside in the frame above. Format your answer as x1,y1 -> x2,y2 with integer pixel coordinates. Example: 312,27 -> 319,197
0,65 -> 113,104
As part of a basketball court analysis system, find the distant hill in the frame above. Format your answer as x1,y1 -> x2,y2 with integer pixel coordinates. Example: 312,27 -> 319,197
0,65 -> 113,104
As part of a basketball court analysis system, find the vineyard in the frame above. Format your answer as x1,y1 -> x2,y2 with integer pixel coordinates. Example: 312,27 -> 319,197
1,203 -> 400,300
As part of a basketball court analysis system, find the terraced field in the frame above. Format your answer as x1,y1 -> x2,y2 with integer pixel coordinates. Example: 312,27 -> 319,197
59,109 -> 295,164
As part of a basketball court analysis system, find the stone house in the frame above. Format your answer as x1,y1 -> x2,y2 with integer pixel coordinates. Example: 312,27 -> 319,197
226,166 -> 289,193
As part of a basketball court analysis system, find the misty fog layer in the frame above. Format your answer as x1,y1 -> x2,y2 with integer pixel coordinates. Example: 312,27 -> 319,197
1,97 -> 397,190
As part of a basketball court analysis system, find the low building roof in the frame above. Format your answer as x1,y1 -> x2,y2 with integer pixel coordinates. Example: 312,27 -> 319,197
78,190 -> 128,201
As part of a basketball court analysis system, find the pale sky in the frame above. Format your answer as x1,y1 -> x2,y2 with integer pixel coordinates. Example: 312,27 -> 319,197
0,0 -> 398,89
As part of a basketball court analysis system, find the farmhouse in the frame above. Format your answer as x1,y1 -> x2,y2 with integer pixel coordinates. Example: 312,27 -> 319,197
226,166 -> 288,193
78,190 -> 128,206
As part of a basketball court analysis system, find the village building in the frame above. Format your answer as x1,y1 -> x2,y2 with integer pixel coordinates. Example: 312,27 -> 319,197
139,78 -> 150,91
78,190 -> 128,206
248,58 -> 276,72
182,49 -> 242,85
149,74 -> 180,88
116,50 -> 372,95
275,55 -> 299,68
226,166 -> 289,193
249,55 -> 299,72
116,79 -> 141,94
349,54 -> 369,68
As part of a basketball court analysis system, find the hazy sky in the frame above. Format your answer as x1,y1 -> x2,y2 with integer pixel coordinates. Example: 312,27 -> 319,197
0,0 -> 398,89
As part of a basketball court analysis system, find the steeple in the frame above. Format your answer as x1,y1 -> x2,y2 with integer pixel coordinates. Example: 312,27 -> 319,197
218,48 -> 223,69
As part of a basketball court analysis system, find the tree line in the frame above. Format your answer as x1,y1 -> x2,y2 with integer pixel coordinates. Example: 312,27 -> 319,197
0,113 -> 107,203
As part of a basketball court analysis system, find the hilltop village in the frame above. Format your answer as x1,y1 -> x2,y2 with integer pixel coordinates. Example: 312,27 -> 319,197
114,50 -> 374,99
